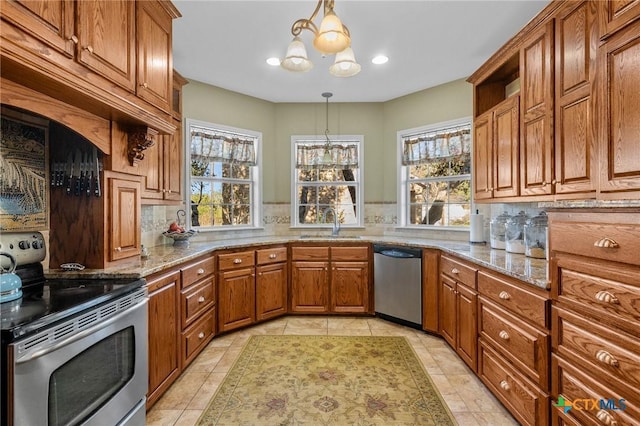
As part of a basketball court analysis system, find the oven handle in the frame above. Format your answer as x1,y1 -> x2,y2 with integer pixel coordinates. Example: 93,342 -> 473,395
17,297 -> 147,364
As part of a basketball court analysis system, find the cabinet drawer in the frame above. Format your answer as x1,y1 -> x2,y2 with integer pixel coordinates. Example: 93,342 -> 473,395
182,308 -> 215,366
330,246 -> 369,261
441,255 -> 477,289
181,278 -> 215,328
478,341 -> 549,426
549,212 -> 640,266
479,297 -> 549,390
256,246 -> 287,265
181,256 -> 215,288
555,255 -> 640,334
478,271 -> 549,328
291,246 -> 329,261
552,306 -> 640,401
552,354 -> 640,426
218,250 -> 255,271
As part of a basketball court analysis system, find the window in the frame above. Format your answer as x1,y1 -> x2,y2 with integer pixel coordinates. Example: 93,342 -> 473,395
291,135 -> 363,228
398,118 -> 472,228
186,119 -> 261,229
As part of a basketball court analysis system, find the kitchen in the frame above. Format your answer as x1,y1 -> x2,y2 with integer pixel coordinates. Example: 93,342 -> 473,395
1,1 -> 639,425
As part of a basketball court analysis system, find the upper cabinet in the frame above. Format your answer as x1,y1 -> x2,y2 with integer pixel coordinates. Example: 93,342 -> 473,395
468,0 -> 640,203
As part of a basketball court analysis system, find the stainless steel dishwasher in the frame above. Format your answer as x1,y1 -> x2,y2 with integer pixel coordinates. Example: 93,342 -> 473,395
373,244 -> 422,328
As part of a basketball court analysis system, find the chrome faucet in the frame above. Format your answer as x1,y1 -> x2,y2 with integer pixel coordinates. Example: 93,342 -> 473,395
322,207 -> 341,236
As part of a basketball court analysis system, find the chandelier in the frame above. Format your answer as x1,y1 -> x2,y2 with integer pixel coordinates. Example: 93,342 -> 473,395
281,0 -> 361,77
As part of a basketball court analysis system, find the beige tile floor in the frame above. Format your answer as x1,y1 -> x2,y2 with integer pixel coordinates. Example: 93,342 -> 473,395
147,316 -> 518,425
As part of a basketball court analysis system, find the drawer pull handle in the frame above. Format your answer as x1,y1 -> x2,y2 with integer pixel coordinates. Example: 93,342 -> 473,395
269,253 -> 277,259
499,291 -> 510,300
197,268 -> 205,275
595,290 -> 619,304
451,268 -> 460,275
499,380 -> 510,391
596,409 -> 618,426
596,350 -> 619,367
233,258 -> 242,264
499,330 -> 510,341
594,237 -> 620,249
198,296 -> 205,303
198,332 -> 205,339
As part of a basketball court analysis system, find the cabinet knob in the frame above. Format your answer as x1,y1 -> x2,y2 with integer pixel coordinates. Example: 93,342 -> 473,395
498,291 -> 510,300
197,268 -> 205,275
499,330 -> 510,341
499,380 -> 510,391
83,45 -> 94,54
69,35 -> 78,44
233,258 -> 242,264
551,179 -> 557,184
594,237 -> 620,249
451,268 -> 459,275
140,82 -> 148,88
161,189 -> 167,193
594,290 -> 619,305
198,332 -> 205,339
542,181 -> 547,187
269,253 -> 277,259
198,296 -> 205,303
595,349 -> 619,367
114,247 -> 122,252
596,409 -> 618,426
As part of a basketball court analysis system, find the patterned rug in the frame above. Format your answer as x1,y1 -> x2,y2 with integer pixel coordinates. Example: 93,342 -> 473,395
197,335 -> 457,425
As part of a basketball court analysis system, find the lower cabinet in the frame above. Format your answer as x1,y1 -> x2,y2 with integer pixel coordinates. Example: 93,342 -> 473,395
256,247 -> 288,321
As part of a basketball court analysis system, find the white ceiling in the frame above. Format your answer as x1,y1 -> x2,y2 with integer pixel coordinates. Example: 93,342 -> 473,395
172,0 -> 550,103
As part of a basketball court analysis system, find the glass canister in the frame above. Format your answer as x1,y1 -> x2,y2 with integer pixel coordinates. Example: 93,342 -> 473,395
524,211 -> 548,259
489,212 -> 511,250
505,211 -> 529,254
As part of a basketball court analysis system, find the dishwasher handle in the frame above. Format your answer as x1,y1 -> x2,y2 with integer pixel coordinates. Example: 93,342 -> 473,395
373,245 -> 422,258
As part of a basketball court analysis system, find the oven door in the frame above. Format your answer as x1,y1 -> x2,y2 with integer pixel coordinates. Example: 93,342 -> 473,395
10,294 -> 148,426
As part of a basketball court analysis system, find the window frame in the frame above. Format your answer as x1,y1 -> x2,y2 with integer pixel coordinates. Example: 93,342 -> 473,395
185,118 -> 262,231
397,117 -> 473,230
290,134 -> 364,229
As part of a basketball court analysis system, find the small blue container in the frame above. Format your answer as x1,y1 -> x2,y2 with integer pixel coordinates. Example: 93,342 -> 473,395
1,252 -> 22,303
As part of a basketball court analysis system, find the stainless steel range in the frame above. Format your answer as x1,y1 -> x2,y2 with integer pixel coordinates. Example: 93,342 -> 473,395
0,232 -> 148,426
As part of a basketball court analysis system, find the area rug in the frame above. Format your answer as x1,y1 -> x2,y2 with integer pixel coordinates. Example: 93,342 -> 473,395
197,335 -> 457,425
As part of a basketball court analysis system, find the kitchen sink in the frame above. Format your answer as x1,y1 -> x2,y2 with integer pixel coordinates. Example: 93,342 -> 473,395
298,234 -> 362,239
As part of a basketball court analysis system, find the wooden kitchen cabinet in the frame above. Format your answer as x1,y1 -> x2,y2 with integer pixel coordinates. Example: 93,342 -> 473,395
330,246 -> 371,314
599,0 -> 640,39
291,246 -> 330,313
217,250 -> 256,332
107,172 -> 142,261
256,246 -> 288,321
146,270 -> 180,409
439,254 -> 478,371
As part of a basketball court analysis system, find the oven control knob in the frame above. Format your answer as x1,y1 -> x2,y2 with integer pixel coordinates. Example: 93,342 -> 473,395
19,240 -> 31,249
32,240 -> 43,249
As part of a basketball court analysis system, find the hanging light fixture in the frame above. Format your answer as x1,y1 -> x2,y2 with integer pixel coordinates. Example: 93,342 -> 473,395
322,92 -> 333,163
282,0 -> 360,77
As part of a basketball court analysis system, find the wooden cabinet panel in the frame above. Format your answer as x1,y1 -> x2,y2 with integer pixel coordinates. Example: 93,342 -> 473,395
473,110 -> 493,200
600,0 -> 640,39
493,95 -> 520,198
439,274 -> 457,348
146,270 -> 180,409
256,262 -> 287,321
181,256 -> 216,288
256,246 -> 287,265
182,308 -> 215,367
330,246 -> 369,261
291,261 -> 329,313
291,246 -> 329,260
218,250 -> 255,271
108,174 -> 141,261
330,261 -> 369,313
598,23 -> 640,197
441,254 -> 477,289
181,278 -> 215,328
76,0 -> 135,91
456,283 -> 477,371
218,267 -> 256,332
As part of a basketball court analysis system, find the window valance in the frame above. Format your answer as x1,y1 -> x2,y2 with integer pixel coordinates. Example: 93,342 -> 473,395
401,125 -> 471,166
295,143 -> 358,170
190,128 -> 256,166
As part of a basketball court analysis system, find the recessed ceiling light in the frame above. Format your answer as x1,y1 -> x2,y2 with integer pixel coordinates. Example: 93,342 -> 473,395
266,57 -> 281,66
371,55 -> 389,65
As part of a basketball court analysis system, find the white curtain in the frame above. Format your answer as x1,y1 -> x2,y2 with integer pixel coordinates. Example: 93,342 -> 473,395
191,129 -> 256,165
402,125 -> 471,165
295,143 -> 358,170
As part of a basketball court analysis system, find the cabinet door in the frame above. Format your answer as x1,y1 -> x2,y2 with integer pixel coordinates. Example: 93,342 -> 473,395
493,95 -> 520,198
218,267 -> 256,332
439,274 -> 457,348
599,0 -> 640,39
256,263 -> 288,321
109,176 -> 141,261
331,261 -> 369,313
291,261 -> 329,313
136,0 -> 172,112
598,23 -> 640,197
554,1 -> 598,197
520,23 -> 554,197
473,109 -> 493,200
163,118 -> 183,201
76,0 -> 135,91
0,0 -> 75,57
456,283 -> 477,372
139,132 -> 164,200
146,270 -> 180,409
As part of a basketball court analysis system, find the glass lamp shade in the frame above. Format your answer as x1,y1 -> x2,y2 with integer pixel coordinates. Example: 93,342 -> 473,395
313,10 -> 350,54
329,47 -> 361,77
281,37 -> 313,72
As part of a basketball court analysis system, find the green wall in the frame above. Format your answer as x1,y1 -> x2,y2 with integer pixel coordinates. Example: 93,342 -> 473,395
182,78 -> 472,204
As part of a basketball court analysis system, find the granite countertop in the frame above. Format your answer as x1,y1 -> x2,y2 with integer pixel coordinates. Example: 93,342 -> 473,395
45,235 -> 550,290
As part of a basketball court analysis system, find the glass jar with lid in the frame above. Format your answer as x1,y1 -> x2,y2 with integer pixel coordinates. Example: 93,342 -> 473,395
490,212 -> 511,250
505,211 -> 529,254
524,211 -> 548,259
